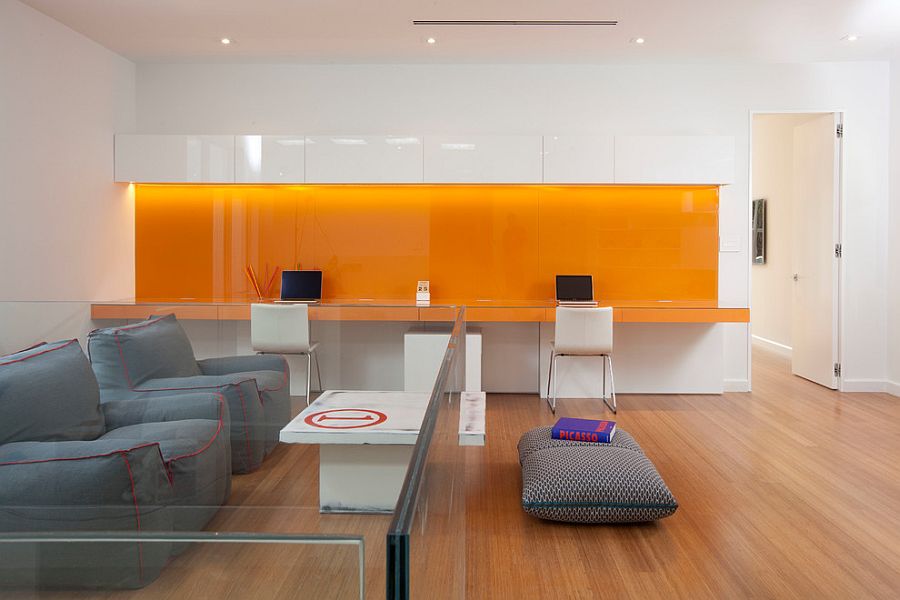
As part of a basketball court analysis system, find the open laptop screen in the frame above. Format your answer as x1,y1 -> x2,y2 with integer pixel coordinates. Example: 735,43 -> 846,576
556,275 -> 593,302
281,270 -> 323,301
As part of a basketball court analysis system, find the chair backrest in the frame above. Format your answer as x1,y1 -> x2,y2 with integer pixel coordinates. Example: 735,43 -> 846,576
0,339 -> 107,444
251,303 -> 312,353
87,314 -> 201,394
554,306 -> 613,355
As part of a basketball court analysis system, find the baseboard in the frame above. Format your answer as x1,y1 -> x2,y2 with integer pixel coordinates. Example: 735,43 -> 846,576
841,379 -> 887,393
751,335 -> 792,358
724,379 -> 750,392
885,380 -> 900,398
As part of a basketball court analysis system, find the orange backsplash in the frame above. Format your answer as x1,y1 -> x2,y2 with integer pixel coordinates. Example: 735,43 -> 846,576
135,185 -> 719,303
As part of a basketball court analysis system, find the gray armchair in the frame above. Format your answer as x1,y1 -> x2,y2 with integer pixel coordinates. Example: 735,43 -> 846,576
0,339 -> 230,589
87,314 -> 291,473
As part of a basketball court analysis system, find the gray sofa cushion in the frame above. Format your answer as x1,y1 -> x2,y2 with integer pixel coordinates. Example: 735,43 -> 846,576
88,315 -> 291,474
114,375 -> 266,474
197,356 -> 291,455
88,315 -> 201,392
101,393 -> 229,429
517,425 -> 643,465
0,441 -> 174,589
521,443 -> 678,524
0,340 -> 105,445
101,418 -> 230,532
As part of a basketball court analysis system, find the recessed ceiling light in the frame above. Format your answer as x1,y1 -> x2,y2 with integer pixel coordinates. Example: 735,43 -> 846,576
631,37 -> 645,44
842,34 -> 858,42
427,37 -> 436,44
220,37 -> 232,45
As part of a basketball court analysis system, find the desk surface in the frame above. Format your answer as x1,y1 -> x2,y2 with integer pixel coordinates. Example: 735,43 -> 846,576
280,391 -> 429,445
91,298 -> 749,323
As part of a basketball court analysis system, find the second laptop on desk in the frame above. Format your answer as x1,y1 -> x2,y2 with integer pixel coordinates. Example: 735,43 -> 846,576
556,275 -> 598,306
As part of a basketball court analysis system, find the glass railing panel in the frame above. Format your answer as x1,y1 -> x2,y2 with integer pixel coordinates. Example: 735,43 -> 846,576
0,532 -> 363,599
387,307 -> 467,599
0,300 -> 463,599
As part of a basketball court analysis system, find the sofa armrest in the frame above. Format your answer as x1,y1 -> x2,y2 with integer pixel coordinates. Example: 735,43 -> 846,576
0,441 -> 172,517
196,355 -> 288,377
101,393 -> 227,430
0,441 -> 175,589
121,375 -> 266,474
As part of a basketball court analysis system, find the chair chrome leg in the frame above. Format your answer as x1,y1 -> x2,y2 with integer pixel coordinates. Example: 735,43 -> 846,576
550,354 -> 560,414
305,352 -> 312,407
546,350 -> 555,405
602,355 -> 607,403
604,355 -> 617,414
312,349 -> 322,393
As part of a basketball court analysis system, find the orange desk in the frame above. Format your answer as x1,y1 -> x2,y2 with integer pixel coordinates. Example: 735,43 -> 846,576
90,300 -> 749,324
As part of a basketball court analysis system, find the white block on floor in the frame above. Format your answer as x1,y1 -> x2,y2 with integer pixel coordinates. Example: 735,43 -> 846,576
404,329 -> 482,392
459,391 -> 486,446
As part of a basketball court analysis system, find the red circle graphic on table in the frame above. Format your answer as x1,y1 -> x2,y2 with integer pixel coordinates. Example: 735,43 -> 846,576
304,408 -> 388,429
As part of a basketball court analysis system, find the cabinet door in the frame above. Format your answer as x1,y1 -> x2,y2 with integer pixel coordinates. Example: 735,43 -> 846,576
114,135 -> 235,183
614,136 -> 735,184
424,135 -> 542,183
235,135 -> 305,183
304,135 -> 423,183
543,135 -> 614,183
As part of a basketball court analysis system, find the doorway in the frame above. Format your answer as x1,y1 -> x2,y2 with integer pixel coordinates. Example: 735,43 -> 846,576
750,112 -> 843,389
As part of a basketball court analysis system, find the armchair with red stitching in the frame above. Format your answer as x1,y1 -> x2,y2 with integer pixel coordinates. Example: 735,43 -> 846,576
0,339 -> 230,589
87,314 -> 291,474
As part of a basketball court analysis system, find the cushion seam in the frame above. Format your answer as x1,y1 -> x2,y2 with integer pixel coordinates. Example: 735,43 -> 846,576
0,442 -> 162,466
166,394 -> 226,464
0,339 -> 78,367
120,453 -> 145,586
523,501 -> 677,509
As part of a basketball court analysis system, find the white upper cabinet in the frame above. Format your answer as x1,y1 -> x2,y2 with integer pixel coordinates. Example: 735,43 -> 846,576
114,133 -> 735,186
114,135 -> 235,183
542,135 -> 614,183
235,135 -> 305,183
304,135 -> 423,183
424,135 -> 542,183
614,136 -> 735,184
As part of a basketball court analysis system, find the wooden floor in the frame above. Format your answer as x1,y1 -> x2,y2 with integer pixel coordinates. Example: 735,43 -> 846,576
464,347 -> 900,599
7,346 -> 899,599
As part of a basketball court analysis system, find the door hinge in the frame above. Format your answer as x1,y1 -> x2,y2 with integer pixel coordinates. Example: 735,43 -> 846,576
834,363 -> 841,377
834,243 -> 842,258
836,124 -> 843,138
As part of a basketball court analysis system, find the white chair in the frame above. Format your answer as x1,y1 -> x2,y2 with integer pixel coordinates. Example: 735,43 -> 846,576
251,303 -> 322,406
547,306 -> 616,414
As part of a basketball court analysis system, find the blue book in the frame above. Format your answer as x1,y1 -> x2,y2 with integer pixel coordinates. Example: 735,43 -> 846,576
551,417 -> 616,443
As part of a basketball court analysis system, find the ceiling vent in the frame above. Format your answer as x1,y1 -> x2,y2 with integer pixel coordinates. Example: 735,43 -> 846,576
412,20 -> 618,27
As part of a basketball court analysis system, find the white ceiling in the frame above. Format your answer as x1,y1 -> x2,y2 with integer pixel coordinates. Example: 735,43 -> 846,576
20,0 -> 900,64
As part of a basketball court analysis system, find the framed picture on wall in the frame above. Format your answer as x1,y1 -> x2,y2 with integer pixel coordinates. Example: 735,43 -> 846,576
752,198 -> 766,265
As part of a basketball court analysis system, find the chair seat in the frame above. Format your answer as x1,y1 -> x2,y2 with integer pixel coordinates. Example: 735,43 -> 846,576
100,420 -> 220,462
257,341 -> 319,355
217,369 -> 287,392
100,419 -> 230,531
550,341 -> 610,356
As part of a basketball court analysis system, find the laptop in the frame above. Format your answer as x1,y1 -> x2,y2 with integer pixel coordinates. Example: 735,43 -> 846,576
277,270 -> 323,303
556,275 -> 597,306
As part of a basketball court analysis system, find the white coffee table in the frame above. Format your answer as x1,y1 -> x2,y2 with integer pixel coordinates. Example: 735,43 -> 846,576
280,390 -> 430,513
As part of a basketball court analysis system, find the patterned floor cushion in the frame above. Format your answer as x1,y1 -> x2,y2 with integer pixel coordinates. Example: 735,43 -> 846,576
517,425 -> 643,465
520,439 -> 678,523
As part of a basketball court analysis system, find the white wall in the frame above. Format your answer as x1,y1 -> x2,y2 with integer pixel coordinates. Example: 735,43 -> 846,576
750,114 -> 811,349
0,0 -> 135,353
134,62 -> 892,390
889,59 -> 900,396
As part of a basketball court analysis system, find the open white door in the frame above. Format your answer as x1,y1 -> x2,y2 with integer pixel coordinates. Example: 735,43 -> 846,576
791,113 -> 841,389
